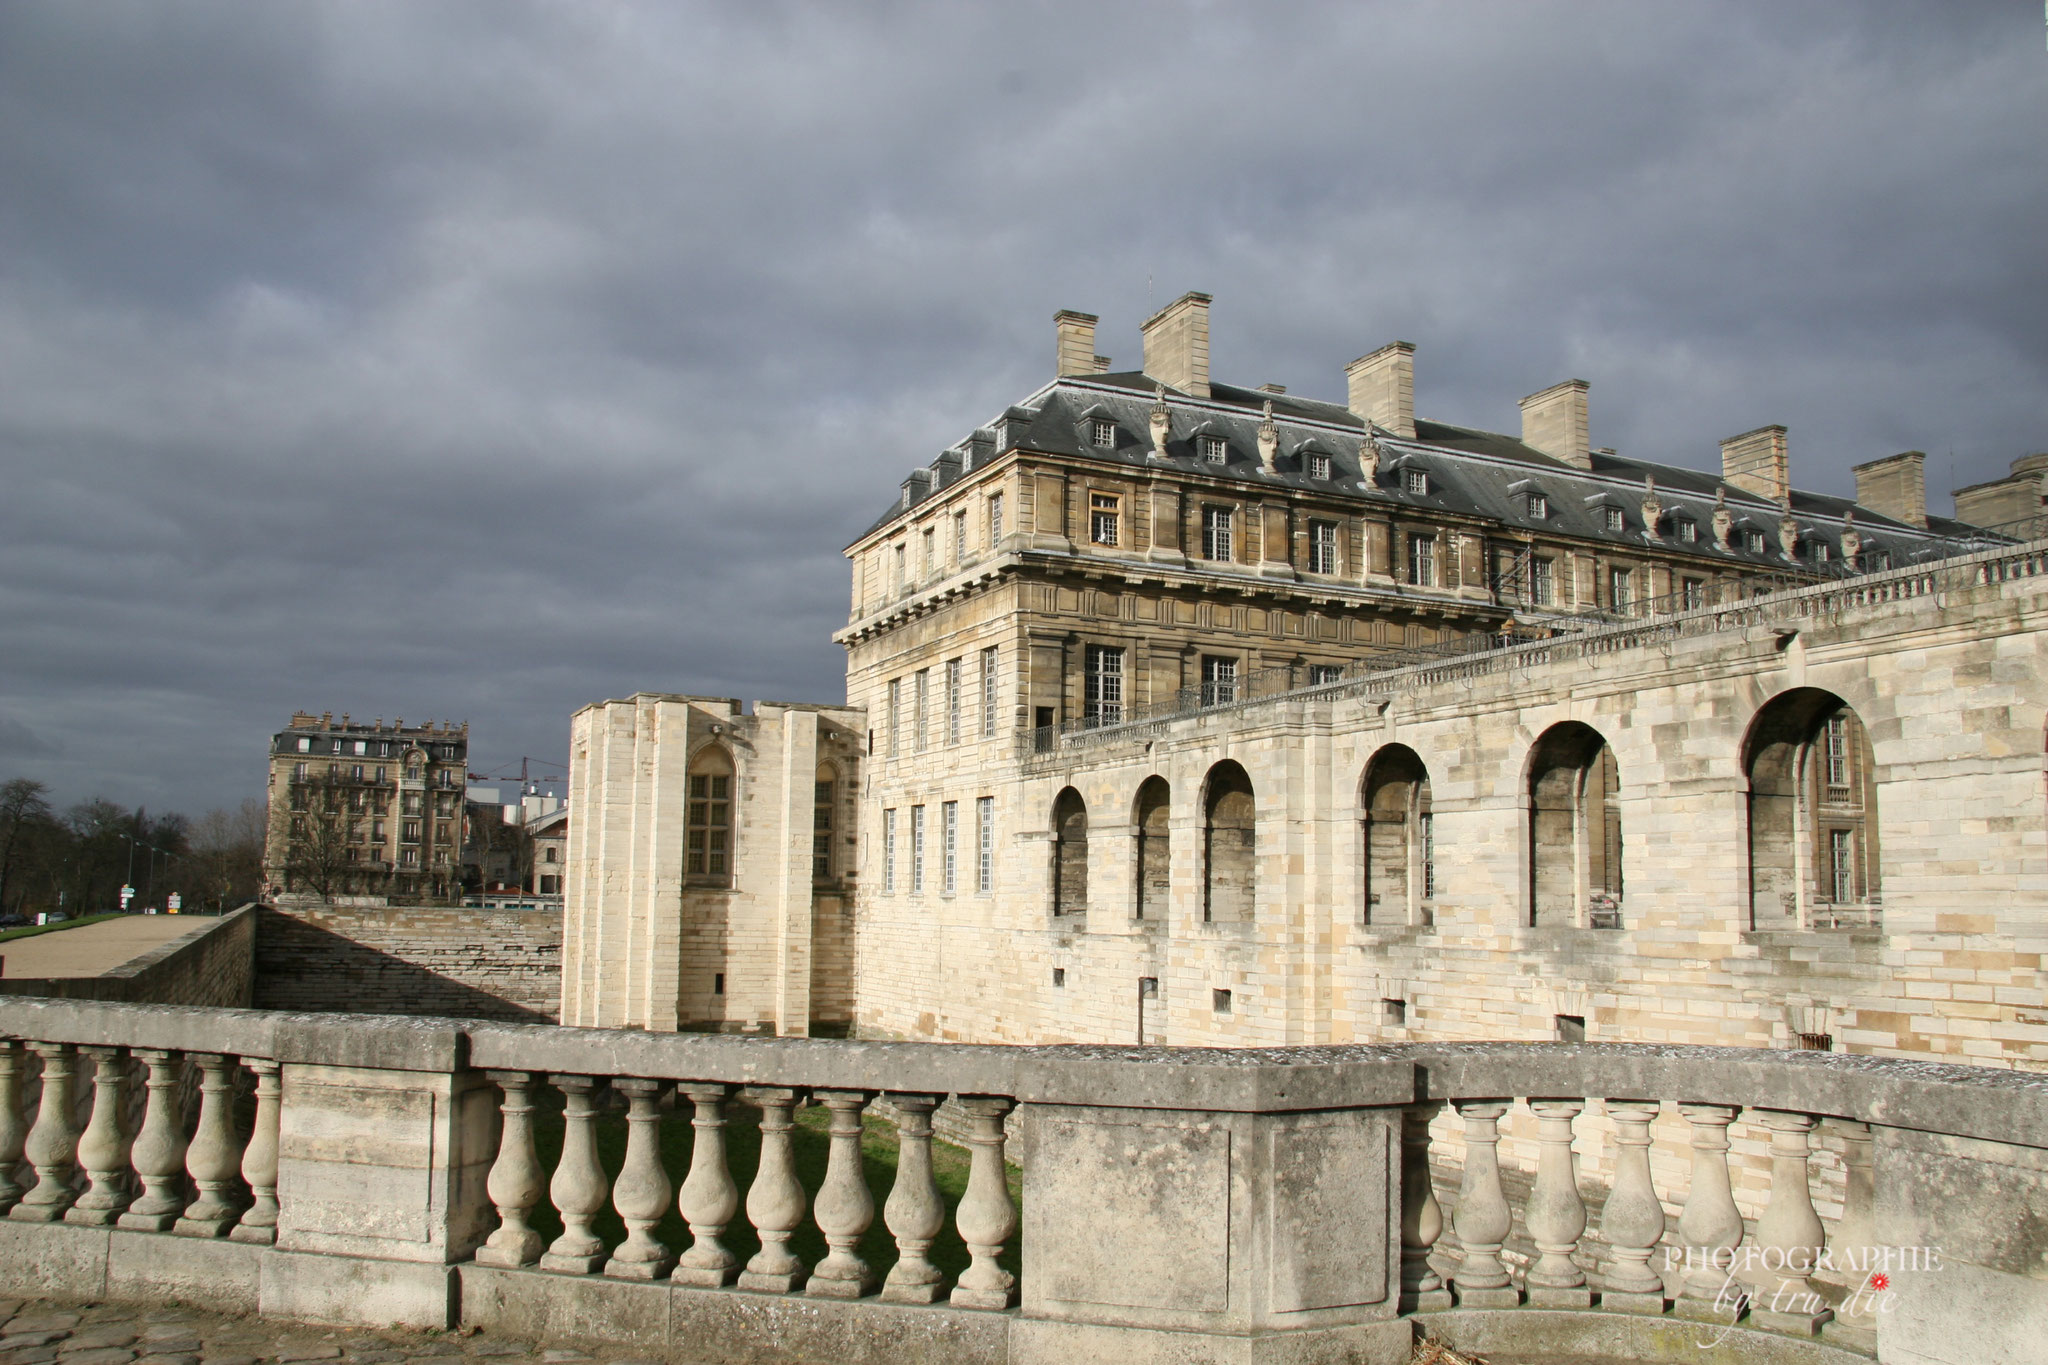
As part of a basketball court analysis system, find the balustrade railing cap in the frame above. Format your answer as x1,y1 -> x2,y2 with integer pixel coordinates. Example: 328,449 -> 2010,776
1014,1044 -> 1416,1112
0,997 -> 278,1057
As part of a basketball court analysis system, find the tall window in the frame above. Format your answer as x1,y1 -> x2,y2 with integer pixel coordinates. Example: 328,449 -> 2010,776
1528,724 -> 1622,927
980,646 -> 999,736
687,748 -> 734,879
1530,557 -> 1554,606
1202,761 -> 1256,923
1134,777 -> 1171,920
1609,567 -> 1633,613
914,669 -> 929,752
1309,520 -> 1338,575
894,543 -> 906,591
945,658 -> 962,742
942,801 -> 958,894
1823,714 -> 1850,790
1051,788 -> 1088,916
910,805 -> 926,893
988,492 -> 1005,545
882,808 -> 896,893
813,775 -> 835,879
888,678 -> 902,756
953,510 -> 967,563
1407,533 -> 1436,587
1084,645 -> 1125,727
1362,746 -> 1432,926
1201,655 -> 1237,706
1090,492 -> 1120,546
1682,577 -> 1706,610
1829,828 -> 1856,904
922,527 -> 936,578
1202,506 -> 1233,561
976,796 -> 995,892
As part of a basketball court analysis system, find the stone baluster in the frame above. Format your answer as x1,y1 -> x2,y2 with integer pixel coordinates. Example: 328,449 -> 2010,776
674,1083 -> 742,1287
1449,1099 -> 1519,1308
1749,1110 -> 1833,1335
605,1078 -> 674,1280
9,1042 -> 82,1222
0,1040 -> 28,1215
1598,1100 -> 1667,1312
949,1096 -> 1019,1310
1827,1119 -> 1880,1319
538,1074 -> 609,1274
739,1087 -> 812,1293
118,1049 -> 189,1231
880,1093 -> 948,1304
474,1070 -> 546,1267
175,1053 -> 247,1236
65,1046 -> 133,1226
1673,1103 -> 1745,1320
1399,1101 -> 1452,1312
1524,1099 -> 1591,1307
808,1089 -> 878,1299
229,1059 -> 282,1245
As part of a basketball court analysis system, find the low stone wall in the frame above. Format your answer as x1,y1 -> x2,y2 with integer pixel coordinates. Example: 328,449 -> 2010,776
254,903 -> 561,1022
0,907 -> 255,1007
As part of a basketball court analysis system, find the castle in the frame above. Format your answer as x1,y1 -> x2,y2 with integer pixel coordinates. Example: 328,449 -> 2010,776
561,296 -> 2048,1070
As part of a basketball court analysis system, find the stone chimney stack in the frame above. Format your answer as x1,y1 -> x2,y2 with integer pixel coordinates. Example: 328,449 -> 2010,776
1055,311 -> 1104,377
1519,379 -> 1591,469
1140,292 -> 1211,398
1345,341 -> 1416,438
1721,425 -> 1791,505
1852,450 -> 1928,527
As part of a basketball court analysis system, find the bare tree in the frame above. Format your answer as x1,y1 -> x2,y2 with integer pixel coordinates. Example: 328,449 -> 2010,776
184,797 -> 269,911
282,778 -> 356,903
0,778 -> 53,914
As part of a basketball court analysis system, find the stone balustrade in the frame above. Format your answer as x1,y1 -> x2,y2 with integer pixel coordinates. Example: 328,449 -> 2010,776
1,1000 -> 2044,1365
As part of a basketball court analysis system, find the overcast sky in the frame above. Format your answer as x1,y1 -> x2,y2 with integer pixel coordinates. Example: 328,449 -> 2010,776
2,1 -> 2043,816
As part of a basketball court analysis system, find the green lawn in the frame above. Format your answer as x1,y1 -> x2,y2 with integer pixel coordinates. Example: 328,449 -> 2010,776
520,1092 -> 1023,1282
0,912 -> 131,944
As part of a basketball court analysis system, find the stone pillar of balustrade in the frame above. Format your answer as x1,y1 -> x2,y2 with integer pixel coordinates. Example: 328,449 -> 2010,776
229,1059 -> 282,1245
117,1049 -> 188,1231
0,1039 -> 27,1216
673,1083 -> 742,1288
879,1092 -> 948,1305
1672,1103 -> 1746,1323
1747,1109 -> 1832,1334
175,1053 -> 248,1237
1398,1101 -> 1452,1313
9,1042 -> 81,1223
65,1045 -> 133,1227
1597,1099 -> 1667,1314
1523,1098 -> 1591,1308
737,1086 -> 811,1293
1449,1099 -> 1519,1309
473,1070 -> 546,1268
1013,1048 -> 1412,1363
538,1074 -> 609,1274
950,1096 -> 1019,1310
807,1088 -> 878,1299
603,1078 -> 674,1280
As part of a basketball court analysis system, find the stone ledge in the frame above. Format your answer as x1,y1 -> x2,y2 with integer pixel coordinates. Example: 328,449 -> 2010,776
1415,1306 -> 1874,1365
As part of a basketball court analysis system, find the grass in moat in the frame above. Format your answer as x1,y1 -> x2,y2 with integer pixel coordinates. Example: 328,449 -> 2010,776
523,1094 -> 1023,1281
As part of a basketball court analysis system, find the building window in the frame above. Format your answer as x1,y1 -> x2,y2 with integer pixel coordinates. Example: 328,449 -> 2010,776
1677,518 -> 1698,543
1530,556 -> 1554,606
1090,492 -> 1120,546
372,820 -> 385,840
1199,434 -> 1227,464
882,808 -> 896,893
403,791 -> 421,815
1406,533 -> 1436,587
713,973 -> 725,996
914,668 -> 929,752
1604,507 -> 1625,533
1528,723 -> 1623,927
402,820 -> 421,843
540,874 -> 558,895
1609,567 -> 1633,612
1051,787 -> 1088,916
1823,714 -> 1851,790
1201,505 -> 1233,561
1052,967 -> 1066,988
687,749 -> 734,879
888,678 -> 902,756
374,765 -> 386,783
1828,828 -> 1857,903
977,796 -> 995,892
1201,655 -> 1238,706
1421,810 -> 1435,899
1682,577 -> 1706,610
348,764 -> 363,782
1309,664 -> 1343,685
401,848 -> 418,867
945,658 -> 962,743
989,492 -> 1004,545
1090,418 -> 1116,448
544,846 -> 559,863
1307,453 -> 1331,481
910,805 -> 926,893
1404,468 -> 1427,495
1309,520 -> 1339,574
1867,547 -> 1892,571
407,764 -> 421,781
1213,989 -> 1233,1014
980,646 -> 999,737
814,778 -> 835,879
922,527 -> 936,578
1743,529 -> 1766,553
1811,539 -> 1831,564
1527,491 -> 1548,519
1084,645 -> 1125,727
297,737 -> 311,753
293,761 -> 308,781
942,801 -> 958,894
893,542 -> 907,591
953,509 -> 967,563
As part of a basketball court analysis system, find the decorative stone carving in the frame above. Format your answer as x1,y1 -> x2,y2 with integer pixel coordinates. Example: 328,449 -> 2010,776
118,1049 -> 188,1231
1840,511 -> 1862,567
1148,386 -> 1171,460
11,1042 -> 81,1222
1712,490 -> 1733,549
1360,432 -> 1382,488
229,1059 -> 283,1244
949,1096 -> 1018,1309
739,1087 -> 811,1293
1257,400 -> 1279,473
1524,1099 -> 1591,1307
1779,512 -> 1800,560
807,1089 -> 879,1298
675,1083 -> 744,1286
65,1046 -> 133,1226
538,1074 -> 609,1274
1399,1102 -> 1452,1312
175,1052 -> 247,1236
1449,1099 -> 1519,1308
1598,1099 -> 1667,1312
605,1078 -> 675,1280
1640,475 -> 1662,537
881,1093 -> 948,1304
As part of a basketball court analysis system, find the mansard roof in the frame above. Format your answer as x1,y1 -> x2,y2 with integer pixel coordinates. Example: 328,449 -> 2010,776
855,371 -> 1993,564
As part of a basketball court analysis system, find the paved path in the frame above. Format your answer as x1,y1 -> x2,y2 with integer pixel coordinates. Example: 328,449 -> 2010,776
0,917 -> 201,979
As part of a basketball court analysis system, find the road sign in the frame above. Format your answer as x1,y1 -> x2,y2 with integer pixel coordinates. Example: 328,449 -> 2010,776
119,885 -> 134,909
167,893 -> 182,913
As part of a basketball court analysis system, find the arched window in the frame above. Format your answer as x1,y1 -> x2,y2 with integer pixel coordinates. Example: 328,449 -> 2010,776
1203,761 -> 1256,923
1744,690 -> 1879,928
1527,723 -> 1622,927
813,762 -> 837,881
1133,777 -> 1171,921
687,745 -> 735,881
1051,787 -> 1088,916
1362,745 -> 1432,925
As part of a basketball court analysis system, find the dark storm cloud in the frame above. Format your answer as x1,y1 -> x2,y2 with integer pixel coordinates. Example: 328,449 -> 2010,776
1,0 -> 2042,812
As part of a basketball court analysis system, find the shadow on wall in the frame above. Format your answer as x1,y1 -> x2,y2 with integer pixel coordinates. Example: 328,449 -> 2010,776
253,909 -> 557,1024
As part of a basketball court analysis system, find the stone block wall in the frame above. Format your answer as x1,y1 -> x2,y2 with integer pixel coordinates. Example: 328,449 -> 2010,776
254,903 -> 561,1022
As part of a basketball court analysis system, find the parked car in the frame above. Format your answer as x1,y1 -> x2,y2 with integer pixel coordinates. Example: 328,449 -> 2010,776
0,914 -> 27,929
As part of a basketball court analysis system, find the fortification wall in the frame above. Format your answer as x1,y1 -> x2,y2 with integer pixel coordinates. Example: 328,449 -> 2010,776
254,903 -> 561,1022
0,906 -> 255,1007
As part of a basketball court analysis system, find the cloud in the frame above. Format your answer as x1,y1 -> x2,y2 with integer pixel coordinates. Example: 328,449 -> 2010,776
0,0 -> 2042,811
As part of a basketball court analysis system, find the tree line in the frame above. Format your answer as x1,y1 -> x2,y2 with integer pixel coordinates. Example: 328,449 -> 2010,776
0,776 -> 267,919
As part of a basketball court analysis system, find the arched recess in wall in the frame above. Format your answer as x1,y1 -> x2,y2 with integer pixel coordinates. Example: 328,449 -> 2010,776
813,761 -> 838,882
686,744 -> 736,883
1361,744 -> 1432,926
1051,787 -> 1088,917
1743,689 -> 1879,929
1132,776 -> 1171,921
1525,723 -> 1621,927
1203,760 -> 1256,923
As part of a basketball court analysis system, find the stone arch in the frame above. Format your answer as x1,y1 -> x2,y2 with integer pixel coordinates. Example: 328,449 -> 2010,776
1361,744 -> 1432,926
1132,776 -> 1172,921
1051,786 -> 1088,917
1743,688 -> 1879,928
686,743 -> 736,880
1525,722 -> 1621,927
1203,760 -> 1256,923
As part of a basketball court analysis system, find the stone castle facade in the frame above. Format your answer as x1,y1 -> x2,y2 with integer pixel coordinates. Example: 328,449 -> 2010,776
561,297 -> 2048,1072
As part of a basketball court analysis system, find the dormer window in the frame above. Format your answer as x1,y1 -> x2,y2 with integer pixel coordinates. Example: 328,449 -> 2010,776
1810,539 -> 1830,564
1199,434 -> 1227,464
1306,453 -> 1331,481
1089,418 -> 1116,449
1676,518 -> 1698,543
1603,507 -> 1625,533
1743,529 -> 1766,553
1527,492 -> 1548,520
1404,468 -> 1428,495
1867,547 -> 1892,571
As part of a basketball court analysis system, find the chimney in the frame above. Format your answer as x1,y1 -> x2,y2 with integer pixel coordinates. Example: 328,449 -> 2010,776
1346,341 -> 1416,439
1140,292 -> 1211,397
1519,379 -> 1591,469
1851,450 -> 1927,528
1720,425 -> 1790,506
1055,310 -> 1100,377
